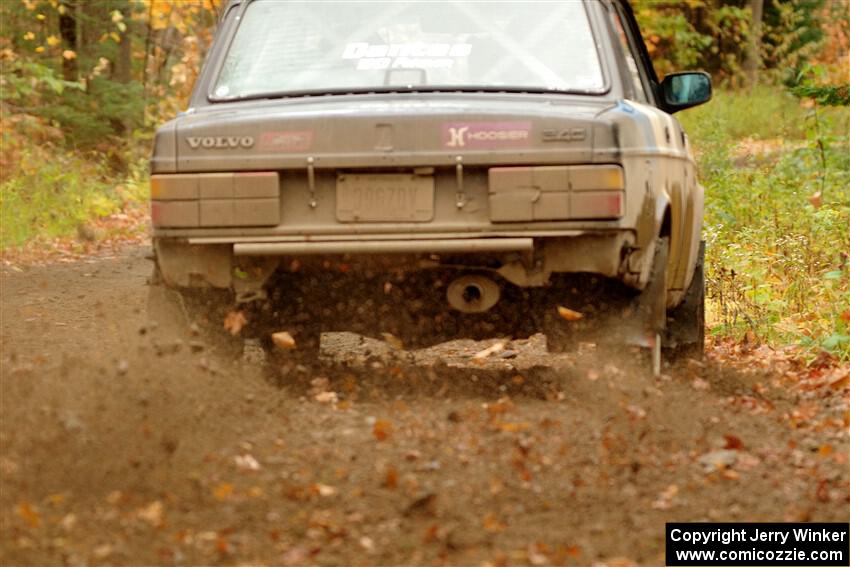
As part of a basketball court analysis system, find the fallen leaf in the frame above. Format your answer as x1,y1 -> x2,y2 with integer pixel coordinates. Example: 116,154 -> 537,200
423,524 -> 443,543
271,331 -> 296,350
46,493 -> 66,506
137,500 -> 164,527
496,421 -> 531,433
483,513 -> 507,533
698,449 -> 738,472
216,535 -> 231,555
212,483 -> 234,501
59,513 -> 77,531
16,502 -> 40,528
312,483 -> 337,497
223,310 -> 247,336
557,305 -> 584,321
473,341 -> 505,360
566,545 -> 582,557
735,452 -> 761,471
528,544 -> 549,565
309,377 -> 330,395
373,419 -> 392,441
816,479 -> 830,502
381,332 -> 404,350
829,372 -> 850,390
93,544 -> 113,559
383,466 -> 398,489
723,435 -> 744,450
282,546 -> 308,565
625,404 -> 647,420
315,391 -> 339,404
808,191 -> 822,209
651,484 -> 679,510
106,490 -> 124,505
593,558 -> 639,567
234,454 -> 261,471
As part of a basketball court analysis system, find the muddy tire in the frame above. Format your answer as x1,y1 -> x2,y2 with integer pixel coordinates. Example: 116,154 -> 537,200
543,236 -> 669,376
633,236 -> 669,376
665,241 -> 705,360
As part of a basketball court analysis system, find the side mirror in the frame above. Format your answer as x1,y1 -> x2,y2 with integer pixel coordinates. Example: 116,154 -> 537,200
660,71 -> 712,113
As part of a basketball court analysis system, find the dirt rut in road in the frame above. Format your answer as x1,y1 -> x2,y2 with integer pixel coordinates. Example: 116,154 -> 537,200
1,247 -> 848,566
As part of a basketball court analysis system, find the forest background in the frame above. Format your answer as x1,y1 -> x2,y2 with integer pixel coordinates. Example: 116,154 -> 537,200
0,0 -> 848,359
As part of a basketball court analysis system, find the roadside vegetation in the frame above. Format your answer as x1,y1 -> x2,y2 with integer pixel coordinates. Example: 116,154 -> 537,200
1,0 -> 847,358
680,87 -> 849,359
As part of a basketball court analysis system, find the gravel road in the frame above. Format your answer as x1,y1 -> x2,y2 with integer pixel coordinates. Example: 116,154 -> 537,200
1,246 -> 847,566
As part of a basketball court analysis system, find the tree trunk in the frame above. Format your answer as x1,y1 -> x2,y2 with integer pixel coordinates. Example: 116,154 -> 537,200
745,0 -> 764,88
110,1 -> 133,140
58,0 -> 78,81
113,5 -> 133,85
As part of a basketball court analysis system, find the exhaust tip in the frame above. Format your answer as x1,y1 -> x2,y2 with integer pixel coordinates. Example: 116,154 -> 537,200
447,275 -> 500,313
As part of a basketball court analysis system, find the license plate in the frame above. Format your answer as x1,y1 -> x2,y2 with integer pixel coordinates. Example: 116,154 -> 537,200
336,173 -> 434,222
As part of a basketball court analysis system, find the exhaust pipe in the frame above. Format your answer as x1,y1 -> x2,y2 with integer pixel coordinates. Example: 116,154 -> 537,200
447,275 -> 501,313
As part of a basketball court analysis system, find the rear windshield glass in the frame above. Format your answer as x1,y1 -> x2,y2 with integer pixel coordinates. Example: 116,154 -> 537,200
211,0 -> 605,100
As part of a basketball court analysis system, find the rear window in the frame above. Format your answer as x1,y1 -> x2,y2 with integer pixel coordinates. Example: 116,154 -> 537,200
211,0 -> 606,100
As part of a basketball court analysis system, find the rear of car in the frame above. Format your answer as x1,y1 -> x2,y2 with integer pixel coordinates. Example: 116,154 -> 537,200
149,0 -> 709,369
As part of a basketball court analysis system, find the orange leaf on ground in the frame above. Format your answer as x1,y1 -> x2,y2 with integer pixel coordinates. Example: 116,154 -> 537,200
383,466 -> 398,489
16,502 -> 40,528
223,310 -> 247,335
373,419 -> 392,441
483,513 -> 507,533
212,483 -> 233,501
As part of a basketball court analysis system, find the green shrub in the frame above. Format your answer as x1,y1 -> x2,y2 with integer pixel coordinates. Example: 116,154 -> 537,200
681,89 -> 850,359
0,146 -> 145,249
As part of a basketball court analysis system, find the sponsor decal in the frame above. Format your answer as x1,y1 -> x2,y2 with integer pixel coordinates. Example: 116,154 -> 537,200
441,121 -> 532,149
541,127 -> 587,142
257,131 -> 313,152
185,136 -> 254,150
342,42 -> 471,71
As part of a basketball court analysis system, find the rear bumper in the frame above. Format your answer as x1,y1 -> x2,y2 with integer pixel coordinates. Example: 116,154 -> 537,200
233,237 -> 533,256
154,230 -> 637,291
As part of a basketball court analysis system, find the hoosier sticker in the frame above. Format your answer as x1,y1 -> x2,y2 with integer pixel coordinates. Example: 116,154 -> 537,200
441,121 -> 532,149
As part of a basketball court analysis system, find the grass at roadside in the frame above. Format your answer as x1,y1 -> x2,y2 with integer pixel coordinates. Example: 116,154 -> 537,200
680,87 -> 850,359
0,111 -> 148,254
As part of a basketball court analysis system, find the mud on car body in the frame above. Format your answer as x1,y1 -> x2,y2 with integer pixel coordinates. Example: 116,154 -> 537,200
148,0 -> 711,372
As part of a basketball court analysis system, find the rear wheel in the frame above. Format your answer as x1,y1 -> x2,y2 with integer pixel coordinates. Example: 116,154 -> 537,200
665,240 -> 705,360
542,236 -> 669,377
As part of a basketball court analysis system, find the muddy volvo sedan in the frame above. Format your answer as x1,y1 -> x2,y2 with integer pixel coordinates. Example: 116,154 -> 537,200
148,0 -> 711,373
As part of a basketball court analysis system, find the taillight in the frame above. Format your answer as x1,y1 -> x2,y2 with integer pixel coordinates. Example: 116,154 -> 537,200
488,165 -> 625,222
150,172 -> 280,227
